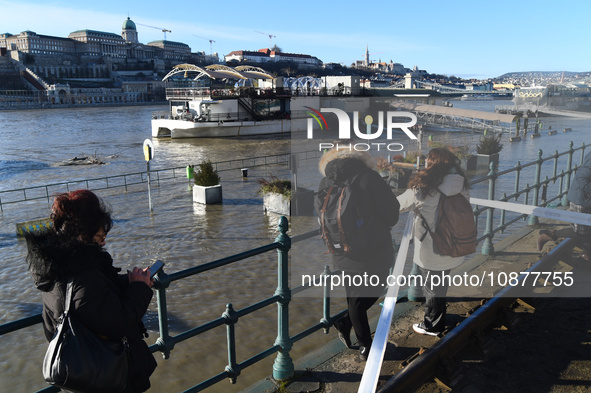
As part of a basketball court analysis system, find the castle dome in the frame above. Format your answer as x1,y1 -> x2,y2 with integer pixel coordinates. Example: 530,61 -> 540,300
123,17 -> 136,30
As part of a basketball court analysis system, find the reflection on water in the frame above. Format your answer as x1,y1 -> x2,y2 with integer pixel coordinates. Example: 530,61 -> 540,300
0,103 -> 590,392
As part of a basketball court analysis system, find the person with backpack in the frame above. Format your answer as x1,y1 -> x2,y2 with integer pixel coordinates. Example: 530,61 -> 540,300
397,147 -> 472,336
315,143 -> 400,360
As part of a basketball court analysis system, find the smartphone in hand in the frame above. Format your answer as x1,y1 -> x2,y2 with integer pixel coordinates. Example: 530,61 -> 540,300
150,260 -> 165,278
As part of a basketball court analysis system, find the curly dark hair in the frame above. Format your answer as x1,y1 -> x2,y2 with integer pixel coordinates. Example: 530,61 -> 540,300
51,189 -> 112,243
407,147 -> 469,197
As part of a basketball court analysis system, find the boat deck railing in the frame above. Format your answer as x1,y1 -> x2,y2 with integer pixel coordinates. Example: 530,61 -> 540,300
163,86 -> 365,102
165,87 -> 292,101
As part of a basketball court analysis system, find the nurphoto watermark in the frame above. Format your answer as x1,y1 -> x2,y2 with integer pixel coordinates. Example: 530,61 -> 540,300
305,106 -> 418,152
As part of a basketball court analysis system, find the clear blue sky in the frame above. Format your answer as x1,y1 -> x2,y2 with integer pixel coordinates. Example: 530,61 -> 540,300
2,0 -> 589,79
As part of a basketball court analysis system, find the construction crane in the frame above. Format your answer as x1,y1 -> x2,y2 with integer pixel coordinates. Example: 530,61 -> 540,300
255,31 -> 276,48
136,23 -> 171,40
193,35 -> 215,56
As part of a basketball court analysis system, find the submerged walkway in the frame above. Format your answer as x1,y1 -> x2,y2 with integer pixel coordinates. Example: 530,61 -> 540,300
242,219 -> 591,393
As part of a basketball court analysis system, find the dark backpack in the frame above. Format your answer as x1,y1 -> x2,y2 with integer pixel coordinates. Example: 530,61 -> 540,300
419,193 -> 477,257
314,174 -> 371,257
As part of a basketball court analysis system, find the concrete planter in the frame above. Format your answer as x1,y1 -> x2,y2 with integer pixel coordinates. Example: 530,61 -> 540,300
460,155 -> 477,172
475,153 -> 499,171
458,154 -> 499,173
193,184 -> 222,204
261,187 -> 315,216
263,192 -> 290,215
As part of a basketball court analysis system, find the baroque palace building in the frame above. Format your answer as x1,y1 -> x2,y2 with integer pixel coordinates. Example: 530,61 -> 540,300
0,17 -> 197,106
0,17 -> 191,68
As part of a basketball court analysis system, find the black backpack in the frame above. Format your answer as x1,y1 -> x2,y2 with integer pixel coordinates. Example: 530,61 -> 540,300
419,193 -> 477,257
314,174 -> 371,257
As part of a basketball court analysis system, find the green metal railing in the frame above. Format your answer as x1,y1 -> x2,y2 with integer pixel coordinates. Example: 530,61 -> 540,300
0,151 -> 323,212
470,141 -> 587,255
149,218 -> 329,392
0,142 -> 587,392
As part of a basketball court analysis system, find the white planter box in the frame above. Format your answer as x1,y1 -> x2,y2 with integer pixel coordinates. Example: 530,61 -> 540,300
475,153 -> 499,171
263,192 -> 290,215
193,184 -> 222,204
460,155 -> 477,172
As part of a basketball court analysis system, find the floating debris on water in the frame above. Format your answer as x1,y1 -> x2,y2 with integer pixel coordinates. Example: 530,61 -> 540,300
57,156 -> 106,166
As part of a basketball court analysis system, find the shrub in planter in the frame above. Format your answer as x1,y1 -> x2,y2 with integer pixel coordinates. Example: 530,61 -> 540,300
257,176 -> 292,215
257,176 -> 291,199
476,131 -> 503,155
475,131 -> 503,171
193,161 -> 220,187
192,161 -> 222,204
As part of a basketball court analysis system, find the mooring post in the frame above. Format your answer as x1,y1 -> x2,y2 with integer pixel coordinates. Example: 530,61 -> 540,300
272,216 -> 294,381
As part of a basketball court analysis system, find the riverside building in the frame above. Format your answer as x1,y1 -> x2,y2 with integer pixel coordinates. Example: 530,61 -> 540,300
0,17 -> 199,107
225,48 -> 322,69
0,17 -> 192,72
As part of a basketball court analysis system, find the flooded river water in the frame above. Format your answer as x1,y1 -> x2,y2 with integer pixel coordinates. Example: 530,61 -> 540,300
0,102 -> 590,392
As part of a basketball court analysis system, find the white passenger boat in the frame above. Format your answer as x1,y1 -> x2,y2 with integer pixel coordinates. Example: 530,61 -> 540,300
151,63 -> 460,138
459,94 -> 494,101
151,64 -> 293,138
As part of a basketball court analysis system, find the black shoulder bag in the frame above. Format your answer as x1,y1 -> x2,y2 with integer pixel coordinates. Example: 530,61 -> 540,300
43,277 -> 130,393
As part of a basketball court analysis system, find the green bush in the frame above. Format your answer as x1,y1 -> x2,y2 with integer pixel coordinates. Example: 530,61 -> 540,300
257,176 -> 291,199
193,161 -> 220,187
476,132 -> 503,155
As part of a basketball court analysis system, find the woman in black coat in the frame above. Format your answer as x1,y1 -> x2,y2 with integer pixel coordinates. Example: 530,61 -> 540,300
317,147 -> 400,360
26,189 -> 157,392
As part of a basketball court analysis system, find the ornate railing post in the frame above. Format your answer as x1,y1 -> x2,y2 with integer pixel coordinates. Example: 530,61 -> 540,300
528,149 -> 543,225
481,161 -> 497,255
272,216 -> 294,381
559,169 -> 566,203
153,271 -> 175,359
223,303 -> 240,384
513,161 -> 521,201
320,265 -> 331,334
499,192 -> 507,230
552,150 -> 559,180
561,141 -> 574,206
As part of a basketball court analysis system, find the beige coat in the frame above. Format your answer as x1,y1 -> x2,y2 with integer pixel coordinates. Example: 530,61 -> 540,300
397,173 -> 469,271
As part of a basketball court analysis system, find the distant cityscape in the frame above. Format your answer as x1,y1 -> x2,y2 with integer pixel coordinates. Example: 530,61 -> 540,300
1,16 -> 590,108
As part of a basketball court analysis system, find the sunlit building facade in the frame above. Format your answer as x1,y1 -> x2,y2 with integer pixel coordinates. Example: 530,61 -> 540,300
0,17 -> 190,64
